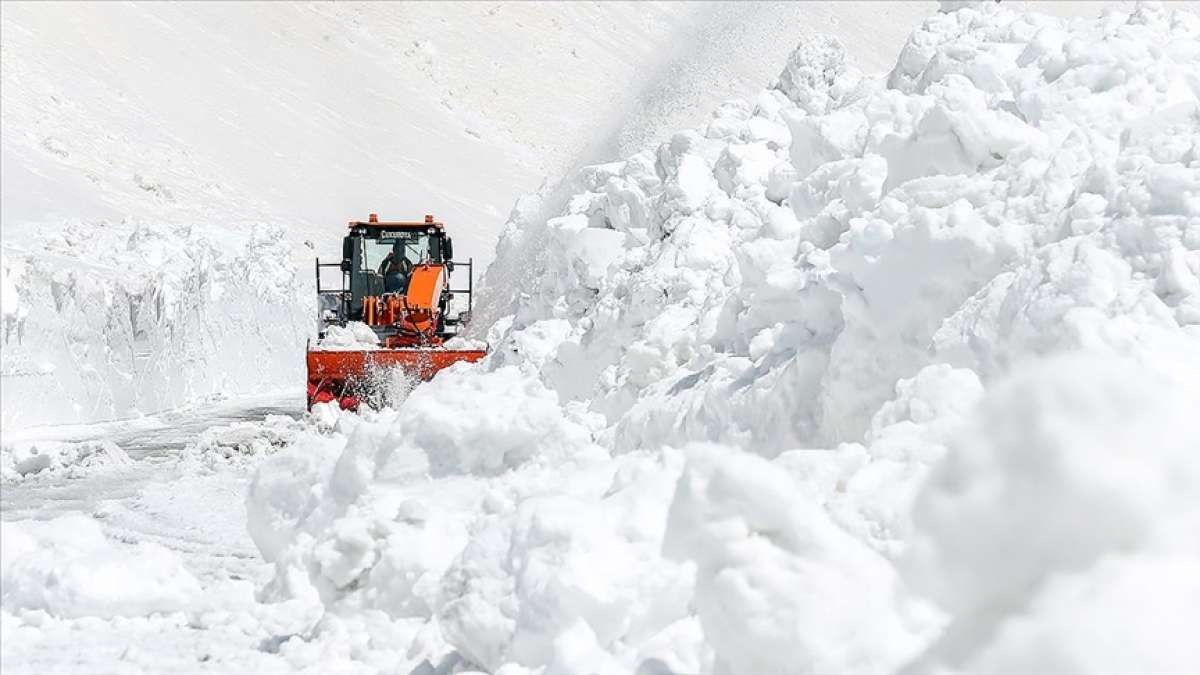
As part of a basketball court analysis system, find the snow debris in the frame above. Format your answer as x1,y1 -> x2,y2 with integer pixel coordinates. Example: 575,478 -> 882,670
1,439 -> 131,482
773,34 -> 865,115
442,336 -> 489,352
0,514 -> 201,619
248,3 -> 1200,673
316,321 -> 381,350
178,414 -> 308,473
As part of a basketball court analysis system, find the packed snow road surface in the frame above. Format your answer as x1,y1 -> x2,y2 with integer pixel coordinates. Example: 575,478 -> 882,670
2,393 -> 301,514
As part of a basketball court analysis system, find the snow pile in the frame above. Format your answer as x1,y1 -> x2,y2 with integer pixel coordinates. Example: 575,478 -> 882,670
248,403 -> 694,672
0,220 -> 311,429
315,322 -> 380,350
247,367 -> 602,568
664,443 -> 924,675
251,3 -> 1200,673
393,365 -> 599,476
436,449 -> 694,673
772,33 -> 866,116
0,439 -> 131,482
0,514 -> 201,619
442,336 -> 489,351
178,414 -> 308,473
903,352 -> 1200,673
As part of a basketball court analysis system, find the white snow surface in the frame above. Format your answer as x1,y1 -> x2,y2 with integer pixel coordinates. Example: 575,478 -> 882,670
0,222 -> 311,429
3,1 -> 955,430
4,1 -> 1198,674
1,514 -> 201,620
1,1 -> 1107,429
316,322 -> 382,351
1,438 -> 131,482
242,3 -> 1200,674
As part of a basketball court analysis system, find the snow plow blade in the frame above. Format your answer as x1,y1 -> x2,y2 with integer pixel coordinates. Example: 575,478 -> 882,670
306,347 -> 486,410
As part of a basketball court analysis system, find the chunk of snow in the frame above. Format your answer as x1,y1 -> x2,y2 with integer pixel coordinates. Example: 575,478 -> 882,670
390,365 -> 600,477
317,322 -> 381,350
1,439 -> 131,482
0,515 -> 201,618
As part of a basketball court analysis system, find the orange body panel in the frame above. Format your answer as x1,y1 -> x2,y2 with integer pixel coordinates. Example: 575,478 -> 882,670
402,264 -> 445,334
405,264 -> 444,311
306,346 -> 486,408
308,347 -> 484,381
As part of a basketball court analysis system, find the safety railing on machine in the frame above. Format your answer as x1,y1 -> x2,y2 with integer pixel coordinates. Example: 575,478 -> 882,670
446,257 -> 474,324
315,256 -> 474,326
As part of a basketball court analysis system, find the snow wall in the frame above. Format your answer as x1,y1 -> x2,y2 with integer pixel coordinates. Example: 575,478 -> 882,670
248,2 -> 1200,673
0,222 -> 311,428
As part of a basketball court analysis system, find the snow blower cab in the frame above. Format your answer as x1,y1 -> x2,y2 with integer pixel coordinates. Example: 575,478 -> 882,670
307,214 -> 487,409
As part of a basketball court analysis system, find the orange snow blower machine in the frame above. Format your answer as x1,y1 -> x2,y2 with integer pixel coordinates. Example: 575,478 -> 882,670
306,214 -> 486,410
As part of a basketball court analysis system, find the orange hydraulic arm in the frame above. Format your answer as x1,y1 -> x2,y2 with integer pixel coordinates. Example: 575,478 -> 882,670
360,263 -> 447,345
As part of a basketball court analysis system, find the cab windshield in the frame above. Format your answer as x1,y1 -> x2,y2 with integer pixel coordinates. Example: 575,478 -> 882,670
361,231 -> 430,273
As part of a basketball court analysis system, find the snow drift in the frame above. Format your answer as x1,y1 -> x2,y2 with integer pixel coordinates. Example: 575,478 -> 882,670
248,2 -> 1200,673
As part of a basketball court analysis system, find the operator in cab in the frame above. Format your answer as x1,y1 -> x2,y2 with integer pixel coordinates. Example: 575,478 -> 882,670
379,242 -> 414,293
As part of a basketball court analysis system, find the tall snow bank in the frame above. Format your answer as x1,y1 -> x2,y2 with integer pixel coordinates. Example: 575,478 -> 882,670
0,220 -> 311,428
0,515 -> 201,618
478,0 -> 1200,451
253,3 -> 1200,673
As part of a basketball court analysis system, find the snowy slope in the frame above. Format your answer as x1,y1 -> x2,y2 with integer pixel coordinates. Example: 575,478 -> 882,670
243,2 -> 1200,673
2,2 -> 1114,429
1,1 -> 951,266
3,1 -> 955,429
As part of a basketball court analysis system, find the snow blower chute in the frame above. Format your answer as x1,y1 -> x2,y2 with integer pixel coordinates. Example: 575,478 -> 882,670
307,214 -> 487,409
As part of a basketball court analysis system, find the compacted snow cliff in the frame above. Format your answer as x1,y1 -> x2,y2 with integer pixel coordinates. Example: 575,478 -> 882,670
0,222 -> 310,428
242,2 -> 1200,673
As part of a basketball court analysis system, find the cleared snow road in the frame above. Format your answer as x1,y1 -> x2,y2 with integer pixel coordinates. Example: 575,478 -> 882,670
1,394 -> 315,674
1,393 -> 300,573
